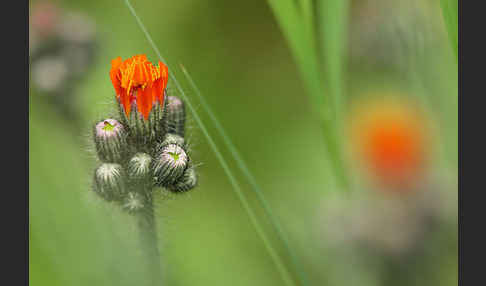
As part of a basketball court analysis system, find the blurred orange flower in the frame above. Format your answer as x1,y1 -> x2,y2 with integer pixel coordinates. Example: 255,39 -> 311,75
348,96 -> 431,191
110,54 -> 168,119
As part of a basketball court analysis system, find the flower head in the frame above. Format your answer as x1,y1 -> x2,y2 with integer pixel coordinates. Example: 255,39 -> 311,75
348,95 -> 431,191
109,54 -> 168,119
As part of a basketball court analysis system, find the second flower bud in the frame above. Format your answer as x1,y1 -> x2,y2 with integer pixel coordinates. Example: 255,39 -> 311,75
93,119 -> 127,163
153,143 -> 188,187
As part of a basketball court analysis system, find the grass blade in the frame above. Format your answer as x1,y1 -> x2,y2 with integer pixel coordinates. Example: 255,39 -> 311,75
266,0 -> 326,114
266,0 -> 351,191
317,0 -> 351,191
299,0 -> 316,63
440,0 -> 458,61
318,0 -> 350,121
180,65 -> 311,286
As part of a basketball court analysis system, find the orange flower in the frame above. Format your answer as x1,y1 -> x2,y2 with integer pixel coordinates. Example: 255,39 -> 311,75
109,54 -> 168,119
348,96 -> 431,191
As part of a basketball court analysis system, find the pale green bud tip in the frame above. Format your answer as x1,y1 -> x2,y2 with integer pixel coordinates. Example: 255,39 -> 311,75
161,144 -> 188,169
95,119 -> 123,138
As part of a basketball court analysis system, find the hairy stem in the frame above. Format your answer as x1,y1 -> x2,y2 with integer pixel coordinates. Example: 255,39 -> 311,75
136,194 -> 162,286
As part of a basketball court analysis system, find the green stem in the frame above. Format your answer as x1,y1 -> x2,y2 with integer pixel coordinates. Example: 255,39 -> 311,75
136,194 -> 162,286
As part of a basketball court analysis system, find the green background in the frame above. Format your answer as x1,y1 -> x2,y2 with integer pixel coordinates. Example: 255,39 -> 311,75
30,0 -> 458,285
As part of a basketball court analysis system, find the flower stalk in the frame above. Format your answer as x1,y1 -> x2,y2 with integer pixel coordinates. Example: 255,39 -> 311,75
135,194 -> 162,286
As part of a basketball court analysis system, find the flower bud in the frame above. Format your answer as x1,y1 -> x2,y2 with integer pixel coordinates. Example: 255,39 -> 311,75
93,163 -> 126,201
165,95 -> 186,137
167,166 -> 198,193
152,97 -> 168,140
127,152 -> 152,185
122,192 -> 146,213
93,119 -> 127,163
120,99 -> 166,147
159,133 -> 185,149
153,144 -> 188,187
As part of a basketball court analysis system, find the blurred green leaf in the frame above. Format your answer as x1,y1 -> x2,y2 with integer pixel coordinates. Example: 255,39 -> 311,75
440,0 -> 458,61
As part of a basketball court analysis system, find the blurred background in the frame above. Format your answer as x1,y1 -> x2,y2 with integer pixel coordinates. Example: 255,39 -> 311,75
29,0 -> 457,285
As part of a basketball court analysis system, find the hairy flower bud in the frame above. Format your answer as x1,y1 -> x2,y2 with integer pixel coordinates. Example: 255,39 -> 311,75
153,144 -> 188,187
93,163 -> 126,201
167,166 -> 198,193
128,152 -> 152,185
153,96 -> 168,140
93,119 -> 127,163
160,133 -> 185,149
165,95 -> 186,137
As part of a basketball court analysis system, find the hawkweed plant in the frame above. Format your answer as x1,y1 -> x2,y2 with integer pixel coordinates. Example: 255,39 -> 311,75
91,54 -> 197,285
120,1 -> 307,286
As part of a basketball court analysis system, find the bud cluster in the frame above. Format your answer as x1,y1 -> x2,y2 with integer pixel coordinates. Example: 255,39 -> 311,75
91,92 -> 197,213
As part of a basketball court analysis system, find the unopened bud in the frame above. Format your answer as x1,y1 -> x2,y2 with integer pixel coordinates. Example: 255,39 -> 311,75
160,133 -> 185,149
168,166 -> 198,193
153,95 -> 168,141
93,119 -> 127,163
127,152 -> 152,184
153,144 -> 188,187
165,95 -> 186,137
93,163 -> 126,201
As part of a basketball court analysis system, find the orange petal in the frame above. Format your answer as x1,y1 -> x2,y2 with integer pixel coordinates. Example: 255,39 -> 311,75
109,55 -> 165,119
137,86 -> 154,120
132,59 -> 149,86
150,78 -> 162,104
110,57 -> 123,98
159,61 -> 168,81
158,62 -> 169,103
111,56 -> 122,68
133,54 -> 147,62
119,88 -> 131,117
